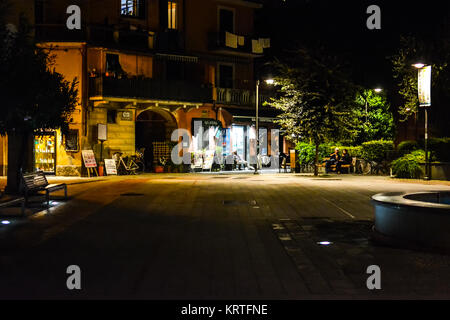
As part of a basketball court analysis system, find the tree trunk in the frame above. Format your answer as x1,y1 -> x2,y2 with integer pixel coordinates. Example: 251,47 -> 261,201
5,131 -> 33,195
314,142 -> 319,176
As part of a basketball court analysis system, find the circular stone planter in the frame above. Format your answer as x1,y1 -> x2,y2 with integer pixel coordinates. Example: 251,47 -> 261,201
371,191 -> 450,250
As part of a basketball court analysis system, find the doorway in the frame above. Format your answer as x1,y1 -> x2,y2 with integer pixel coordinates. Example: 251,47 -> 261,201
135,109 -> 177,170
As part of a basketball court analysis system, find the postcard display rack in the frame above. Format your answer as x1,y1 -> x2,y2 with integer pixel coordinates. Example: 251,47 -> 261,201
34,132 -> 56,173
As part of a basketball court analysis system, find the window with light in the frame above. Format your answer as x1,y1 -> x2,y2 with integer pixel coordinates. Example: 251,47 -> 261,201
168,1 -> 177,29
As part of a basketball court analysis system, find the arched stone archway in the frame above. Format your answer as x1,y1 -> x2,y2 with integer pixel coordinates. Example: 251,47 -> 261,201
135,108 -> 178,169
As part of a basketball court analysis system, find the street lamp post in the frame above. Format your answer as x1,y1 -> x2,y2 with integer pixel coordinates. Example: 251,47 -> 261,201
413,63 -> 431,180
255,80 -> 260,174
363,88 -> 382,123
254,79 -> 274,174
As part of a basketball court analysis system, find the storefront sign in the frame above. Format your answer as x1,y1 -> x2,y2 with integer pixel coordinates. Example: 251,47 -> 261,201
418,65 -> 431,107
104,159 -> 117,175
82,150 -> 97,168
121,111 -> 133,121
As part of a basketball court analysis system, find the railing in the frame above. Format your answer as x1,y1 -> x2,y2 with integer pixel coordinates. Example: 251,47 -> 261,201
216,87 -> 272,107
35,24 -> 175,52
89,76 -> 213,103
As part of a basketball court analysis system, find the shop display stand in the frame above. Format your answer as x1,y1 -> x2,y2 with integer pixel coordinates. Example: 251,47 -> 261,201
86,167 -> 99,178
34,133 -> 56,174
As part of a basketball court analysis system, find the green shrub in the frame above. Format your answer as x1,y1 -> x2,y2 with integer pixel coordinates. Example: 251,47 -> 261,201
409,149 -> 425,162
295,142 -> 339,166
296,142 -> 316,166
391,150 -> 425,179
349,146 -> 362,157
397,140 -> 419,157
319,142 -> 335,159
361,140 -> 394,162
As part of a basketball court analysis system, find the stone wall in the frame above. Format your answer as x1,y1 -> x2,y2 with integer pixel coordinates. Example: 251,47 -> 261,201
87,106 -> 136,161
56,165 -> 82,177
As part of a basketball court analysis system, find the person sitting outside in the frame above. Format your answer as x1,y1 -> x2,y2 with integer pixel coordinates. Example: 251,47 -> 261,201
279,152 -> 288,172
324,148 -> 340,173
233,151 -> 247,170
336,149 -> 352,173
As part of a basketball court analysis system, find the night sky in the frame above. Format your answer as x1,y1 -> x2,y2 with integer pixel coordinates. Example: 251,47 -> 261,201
257,0 -> 450,89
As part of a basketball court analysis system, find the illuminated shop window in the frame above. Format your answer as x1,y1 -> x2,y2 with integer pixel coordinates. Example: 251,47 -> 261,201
168,1 -> 177,29
34,132 -> 56,173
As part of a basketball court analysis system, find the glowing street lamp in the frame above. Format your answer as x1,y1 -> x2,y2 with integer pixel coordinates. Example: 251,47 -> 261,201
412,63 -> 425,69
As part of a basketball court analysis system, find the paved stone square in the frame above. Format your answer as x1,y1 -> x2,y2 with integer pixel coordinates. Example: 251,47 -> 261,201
0,173 -> 449,299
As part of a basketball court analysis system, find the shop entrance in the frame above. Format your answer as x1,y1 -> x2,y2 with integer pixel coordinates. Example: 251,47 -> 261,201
135,109 -> 177,170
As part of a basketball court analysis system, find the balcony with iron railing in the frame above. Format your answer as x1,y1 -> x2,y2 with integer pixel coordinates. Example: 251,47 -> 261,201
215,87 -> 272,107
35,24 -> 184,52
89,76 -> 213,103
89,76 -> 274,107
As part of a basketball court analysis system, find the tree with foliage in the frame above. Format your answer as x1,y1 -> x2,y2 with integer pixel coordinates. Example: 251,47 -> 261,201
353,89 -> 394,145
0,2 -> 78,194
266,47 -> 359,175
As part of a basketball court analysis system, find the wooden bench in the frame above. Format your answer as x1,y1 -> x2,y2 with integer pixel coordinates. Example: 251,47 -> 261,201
339,163 -> 351,173
22,171 -> 68,207
316,157 -> 352,173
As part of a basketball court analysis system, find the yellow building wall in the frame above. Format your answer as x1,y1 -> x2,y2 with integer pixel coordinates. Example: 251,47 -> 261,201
85,49 -> 154,164
88,106 -> 136,161
41,43 -> 84,176
40,45 -> 153,174
87,48 -> 103,74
